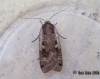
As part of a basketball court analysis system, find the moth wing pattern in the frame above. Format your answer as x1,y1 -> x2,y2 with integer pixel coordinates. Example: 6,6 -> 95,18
39,22 -> 63,73
53,27 -> 63,71
39,27 -> 58,73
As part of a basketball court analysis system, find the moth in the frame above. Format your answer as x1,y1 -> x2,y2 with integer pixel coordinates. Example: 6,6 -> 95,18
32,8 -> 68,73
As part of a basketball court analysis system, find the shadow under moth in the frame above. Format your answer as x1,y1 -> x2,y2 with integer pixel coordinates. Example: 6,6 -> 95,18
32,8 -> 68,73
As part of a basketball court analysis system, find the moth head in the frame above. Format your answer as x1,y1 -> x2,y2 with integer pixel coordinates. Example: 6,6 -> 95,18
44,20 -> 51,23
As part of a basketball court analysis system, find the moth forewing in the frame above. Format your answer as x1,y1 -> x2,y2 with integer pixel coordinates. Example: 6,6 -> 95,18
52,27 -> 63,71
38,21 -> 63,73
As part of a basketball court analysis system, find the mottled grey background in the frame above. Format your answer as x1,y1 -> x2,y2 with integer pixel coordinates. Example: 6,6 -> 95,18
0,0 -> 100,79
0,0 -> 100,37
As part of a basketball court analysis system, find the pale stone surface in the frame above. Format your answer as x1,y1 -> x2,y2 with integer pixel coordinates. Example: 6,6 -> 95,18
0,6 -> 100,79
0,0 -> 100,37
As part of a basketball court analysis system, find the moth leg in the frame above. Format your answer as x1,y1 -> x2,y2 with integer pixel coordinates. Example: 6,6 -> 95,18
55,22 -> 58,26
37,57 -> 44,60
37,57 -> 40,60
32,35 -> 39,43
58,33 -> 66,39
55,23 -> 67,39
37,57 -> 48,62
40,21 -> 43,25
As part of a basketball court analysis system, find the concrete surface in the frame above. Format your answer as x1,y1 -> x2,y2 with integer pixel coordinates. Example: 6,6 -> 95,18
0,0 -> 100,37
0,0 -> 100,79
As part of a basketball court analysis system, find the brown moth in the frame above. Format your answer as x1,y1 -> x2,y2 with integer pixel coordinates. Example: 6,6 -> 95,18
32,8 -> 68,73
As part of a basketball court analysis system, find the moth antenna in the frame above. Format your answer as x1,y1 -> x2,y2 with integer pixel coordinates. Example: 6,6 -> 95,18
32,35 -> 39,43
49,7 -> 69,20
22,18 -> 46,21
40,20 -> 43,25
34,18 -> 46,21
